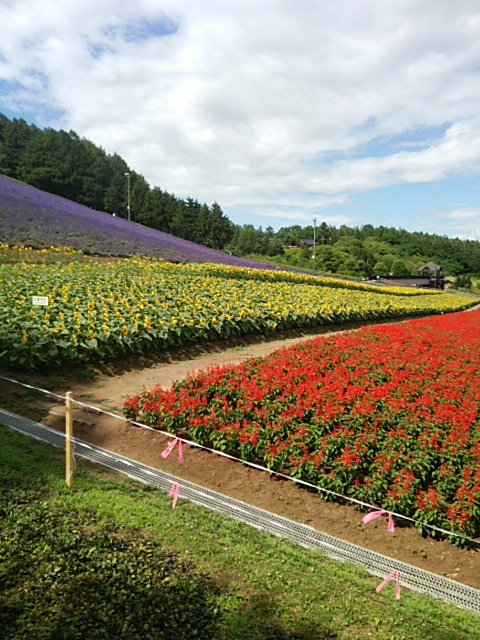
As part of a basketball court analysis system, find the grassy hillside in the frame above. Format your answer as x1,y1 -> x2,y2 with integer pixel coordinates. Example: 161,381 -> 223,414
1,424 -> 479,640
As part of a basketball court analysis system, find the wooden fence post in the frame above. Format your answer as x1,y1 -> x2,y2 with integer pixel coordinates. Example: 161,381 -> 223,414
65,391 -> 73,487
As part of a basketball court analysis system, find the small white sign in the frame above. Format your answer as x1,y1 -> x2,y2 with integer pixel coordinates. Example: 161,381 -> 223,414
32,296 -> 49,306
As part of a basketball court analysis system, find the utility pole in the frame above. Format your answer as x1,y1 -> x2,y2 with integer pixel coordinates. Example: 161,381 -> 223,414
312,217 -> 317,273
125,172 -> 131,221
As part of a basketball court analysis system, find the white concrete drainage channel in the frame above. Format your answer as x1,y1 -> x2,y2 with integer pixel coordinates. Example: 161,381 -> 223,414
1,407 -> 479,616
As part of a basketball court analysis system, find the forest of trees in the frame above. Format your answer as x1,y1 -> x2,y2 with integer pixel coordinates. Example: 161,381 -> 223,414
0,114 -> 234,250
1,113 -> 480,278
225,222 -> 480,278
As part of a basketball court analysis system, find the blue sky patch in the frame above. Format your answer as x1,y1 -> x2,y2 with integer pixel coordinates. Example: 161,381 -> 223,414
101,16 -> 178,47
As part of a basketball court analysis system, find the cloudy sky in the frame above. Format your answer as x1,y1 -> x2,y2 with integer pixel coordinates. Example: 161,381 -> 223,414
1,0 -> 480,239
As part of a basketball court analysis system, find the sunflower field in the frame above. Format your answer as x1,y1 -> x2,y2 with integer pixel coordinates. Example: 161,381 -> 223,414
0,257 -> 477,369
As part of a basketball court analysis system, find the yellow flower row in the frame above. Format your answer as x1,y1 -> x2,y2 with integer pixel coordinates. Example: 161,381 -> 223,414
0,258 -> 476,369
1,244 -> 78,254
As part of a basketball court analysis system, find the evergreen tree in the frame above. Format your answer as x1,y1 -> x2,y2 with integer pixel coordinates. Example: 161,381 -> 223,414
1,117 -> 38,178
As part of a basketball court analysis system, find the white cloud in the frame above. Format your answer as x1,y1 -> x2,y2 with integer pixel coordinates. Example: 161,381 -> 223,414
447,207 -> 480,221
302,122 -> 480,196
413,205 -> 480,240
444,207 -> 480,240
1,0 -> 480,236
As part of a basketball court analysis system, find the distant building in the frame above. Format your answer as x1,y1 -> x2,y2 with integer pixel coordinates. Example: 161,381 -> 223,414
417,262 -> 442,275
417,263 -> 444,290
370,262 -> 445,290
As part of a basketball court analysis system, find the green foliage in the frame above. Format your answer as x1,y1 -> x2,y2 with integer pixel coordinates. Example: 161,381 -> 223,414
234,224 -> 480,279
372,260 -> 388,276
455,275 -> 473,289
0,479 -> 219,639
390,258 -> 411,276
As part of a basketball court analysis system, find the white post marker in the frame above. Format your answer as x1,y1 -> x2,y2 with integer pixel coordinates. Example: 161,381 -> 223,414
32,296 -> 49,306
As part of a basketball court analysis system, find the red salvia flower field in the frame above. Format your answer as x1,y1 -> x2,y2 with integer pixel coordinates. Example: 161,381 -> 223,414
124,309 -> 480,540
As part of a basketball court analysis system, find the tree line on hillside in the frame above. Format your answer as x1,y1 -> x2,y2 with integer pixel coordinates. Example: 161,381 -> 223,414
1,113 -> 479,277
0,114 -> 233,250
227,223 -> 480,278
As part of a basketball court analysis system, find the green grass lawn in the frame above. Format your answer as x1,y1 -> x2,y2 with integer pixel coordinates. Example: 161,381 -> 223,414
1,423 -> 479,640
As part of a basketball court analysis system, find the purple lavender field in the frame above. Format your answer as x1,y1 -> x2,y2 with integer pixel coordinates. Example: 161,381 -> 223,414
0,175 -> 281,270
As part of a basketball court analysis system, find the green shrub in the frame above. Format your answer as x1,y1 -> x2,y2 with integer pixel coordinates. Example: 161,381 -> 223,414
0,480 -> 219,640
454,275 -> 473,289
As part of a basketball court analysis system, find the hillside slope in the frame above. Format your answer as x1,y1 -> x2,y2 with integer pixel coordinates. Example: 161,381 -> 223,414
0,175 -> 279,269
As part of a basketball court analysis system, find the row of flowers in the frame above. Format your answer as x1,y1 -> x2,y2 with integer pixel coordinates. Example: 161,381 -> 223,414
1,244 -> 78,253
124,309 -> 480,541
0,244 -> 81,262
0,258 -> 476,369
176,260 -> 440,296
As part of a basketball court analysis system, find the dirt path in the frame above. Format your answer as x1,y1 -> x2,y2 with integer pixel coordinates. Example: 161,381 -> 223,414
2,316 -> 479,590
72,301 -> 480,412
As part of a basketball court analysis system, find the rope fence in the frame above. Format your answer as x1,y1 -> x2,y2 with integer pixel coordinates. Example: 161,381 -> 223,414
0,372 -> 478,547
1,404 -> 479,616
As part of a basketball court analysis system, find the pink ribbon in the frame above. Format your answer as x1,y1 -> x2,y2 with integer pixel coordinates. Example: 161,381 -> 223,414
376,570 -> 401,600
161,438 -> 184,463
362,510 -> 394,533
168,482 -> 180,509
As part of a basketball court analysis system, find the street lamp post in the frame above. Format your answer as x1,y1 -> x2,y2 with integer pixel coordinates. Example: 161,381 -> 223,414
312,217 -> 317,273
125,172 -> 131,221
